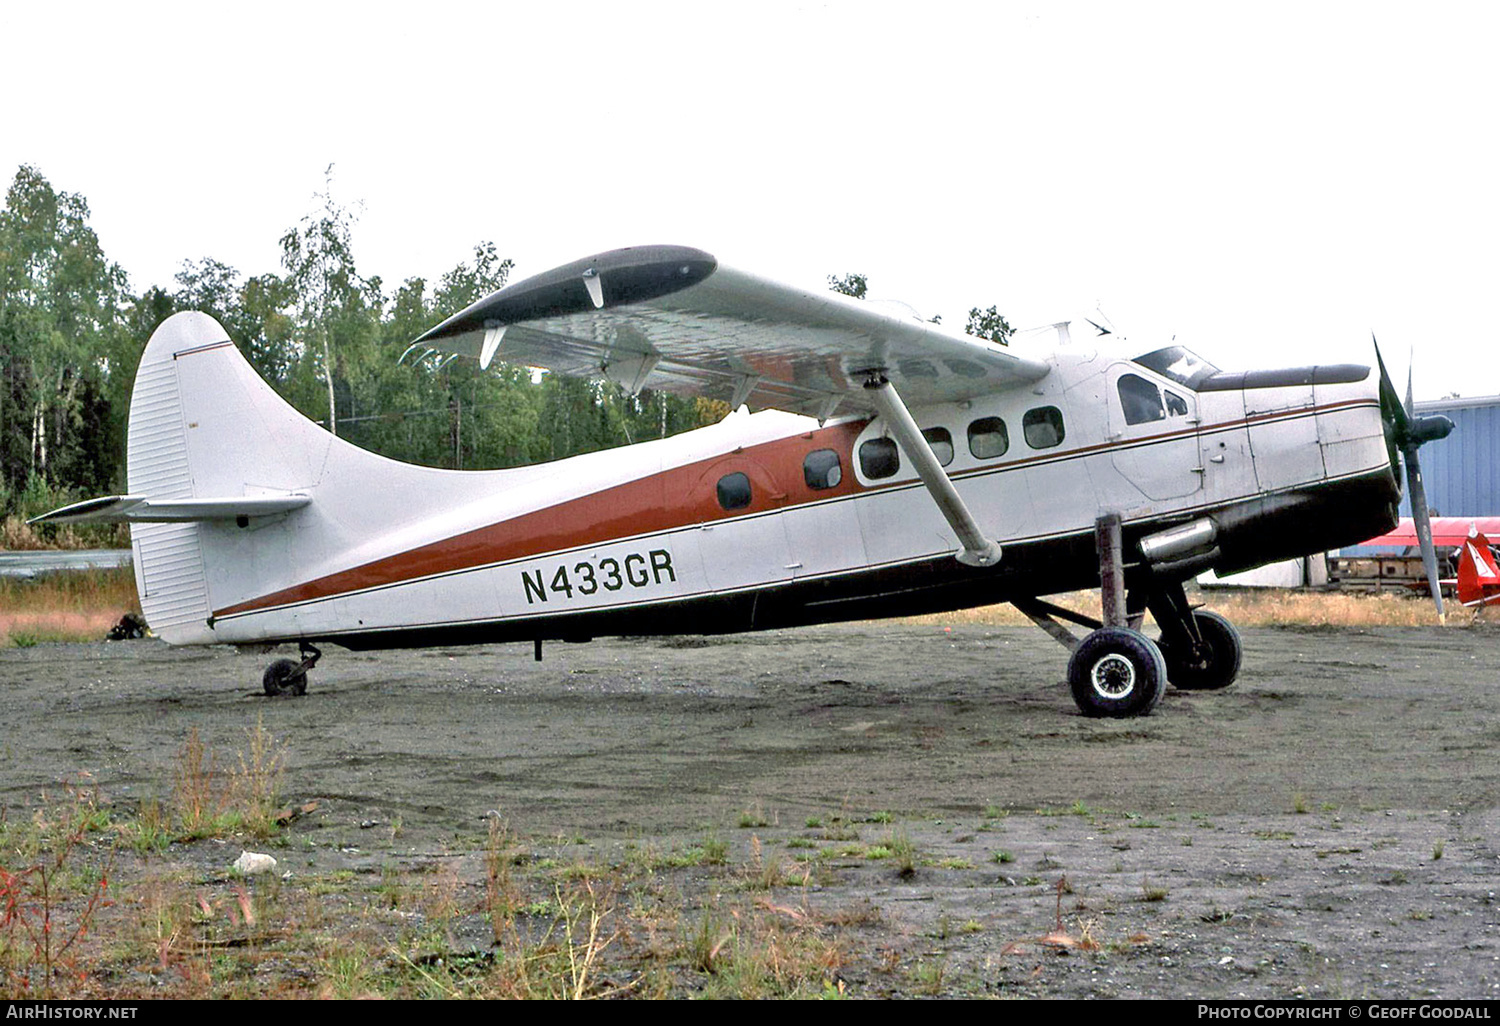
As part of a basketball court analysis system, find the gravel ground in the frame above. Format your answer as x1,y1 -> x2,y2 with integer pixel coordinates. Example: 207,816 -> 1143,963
4,621 -> 1499,998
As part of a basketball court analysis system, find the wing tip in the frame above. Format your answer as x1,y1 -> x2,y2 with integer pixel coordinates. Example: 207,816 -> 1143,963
415,245 -> 718,346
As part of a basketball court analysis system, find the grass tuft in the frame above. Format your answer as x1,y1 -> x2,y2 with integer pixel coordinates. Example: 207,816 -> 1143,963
0,567 -> 140,647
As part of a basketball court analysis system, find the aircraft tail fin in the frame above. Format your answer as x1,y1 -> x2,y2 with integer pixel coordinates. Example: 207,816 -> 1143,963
131,312 -> 340,642
1456,526 -> 1500,608
32,312 -> 341,643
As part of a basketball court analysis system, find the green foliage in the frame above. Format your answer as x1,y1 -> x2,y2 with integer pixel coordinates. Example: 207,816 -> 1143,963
965,304 -> 1013,344
826,272 -> 867,299
0,165 -> 724,523
0,166 -> 133,505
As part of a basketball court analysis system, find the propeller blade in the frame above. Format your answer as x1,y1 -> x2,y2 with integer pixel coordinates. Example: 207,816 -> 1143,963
1373,335 -> 1410,440
1405,354 -> 1416,420
1404,444 -> 1446,620
1376,335 -> 1452,621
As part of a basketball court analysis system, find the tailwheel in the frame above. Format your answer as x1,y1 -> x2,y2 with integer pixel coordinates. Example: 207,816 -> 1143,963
262,659 -> 306,697
1160,609 -> 1241,691
1067,627 -> 1167,718
263,643 -> 321,697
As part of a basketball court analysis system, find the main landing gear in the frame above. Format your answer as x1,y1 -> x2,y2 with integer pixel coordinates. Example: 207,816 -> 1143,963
1066,626 -> 1167,718
1149,595 -> 1242,693
262,642 -> 321,697
1015,514 -> 1242,718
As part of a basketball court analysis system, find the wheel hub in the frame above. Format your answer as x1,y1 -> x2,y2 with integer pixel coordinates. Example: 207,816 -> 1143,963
1090,653 -> 1136,699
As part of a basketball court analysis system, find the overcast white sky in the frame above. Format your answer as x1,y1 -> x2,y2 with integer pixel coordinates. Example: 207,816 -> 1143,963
5,1 -> 1496,398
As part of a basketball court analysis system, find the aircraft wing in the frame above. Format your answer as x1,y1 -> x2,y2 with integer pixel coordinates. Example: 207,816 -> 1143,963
1361,516 -> 1500,549
412,245 -> 1050,418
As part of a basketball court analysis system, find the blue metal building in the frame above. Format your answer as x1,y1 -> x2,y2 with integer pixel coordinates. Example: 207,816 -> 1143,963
1404,395 -> 1500,517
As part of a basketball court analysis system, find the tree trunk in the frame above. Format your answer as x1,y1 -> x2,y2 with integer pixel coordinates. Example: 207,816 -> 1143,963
453,394 -> 462,470
322,330 -> 337,437
54,367 -> 74,475
31,400 -> 46,477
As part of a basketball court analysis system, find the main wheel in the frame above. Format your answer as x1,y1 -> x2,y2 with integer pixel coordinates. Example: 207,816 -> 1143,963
262,658 -> 308,697
1161,610 -> 1241,691
1068,627 -> 1167,718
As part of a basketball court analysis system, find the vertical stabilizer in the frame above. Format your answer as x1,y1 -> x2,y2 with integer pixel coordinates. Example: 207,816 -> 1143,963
123,312 -> 336,643
127,315 -> 217,641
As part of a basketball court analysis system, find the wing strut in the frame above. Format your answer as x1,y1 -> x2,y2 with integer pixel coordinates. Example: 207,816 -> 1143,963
862,374 -> 1002,567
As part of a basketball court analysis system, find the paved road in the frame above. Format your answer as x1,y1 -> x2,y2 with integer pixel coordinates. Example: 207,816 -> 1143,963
0,548 -> 131,577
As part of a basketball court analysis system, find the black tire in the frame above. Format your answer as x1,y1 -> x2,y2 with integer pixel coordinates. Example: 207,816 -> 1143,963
1068,627 -> 1167,718
1161,610 -> 1241,691
262,658 -> 307,697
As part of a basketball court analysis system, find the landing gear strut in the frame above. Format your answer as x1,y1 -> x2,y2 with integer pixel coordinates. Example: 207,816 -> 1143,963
1014,514 -> 1242,716
1149,585 -> 1241,691
263,642 -> 321,697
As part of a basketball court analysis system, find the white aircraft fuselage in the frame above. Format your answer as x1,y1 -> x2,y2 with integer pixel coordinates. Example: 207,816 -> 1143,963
115,318 -> 1394,651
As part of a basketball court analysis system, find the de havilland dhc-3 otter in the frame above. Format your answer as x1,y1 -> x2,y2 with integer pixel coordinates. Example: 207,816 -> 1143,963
34,245 -> 1455,717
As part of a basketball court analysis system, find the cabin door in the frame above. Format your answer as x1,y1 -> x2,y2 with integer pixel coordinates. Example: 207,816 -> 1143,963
1106,364 -> 1205,501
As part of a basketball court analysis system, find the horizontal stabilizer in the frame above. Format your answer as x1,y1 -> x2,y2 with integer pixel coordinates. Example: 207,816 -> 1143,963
29,493 -> 310,526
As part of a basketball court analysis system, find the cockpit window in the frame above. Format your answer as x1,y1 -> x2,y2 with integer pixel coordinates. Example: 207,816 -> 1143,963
1118,374 -> 1165,425
1133,346 -> 1219,389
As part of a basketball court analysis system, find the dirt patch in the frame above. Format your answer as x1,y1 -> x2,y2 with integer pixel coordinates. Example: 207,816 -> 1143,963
3,623 -> 1500,998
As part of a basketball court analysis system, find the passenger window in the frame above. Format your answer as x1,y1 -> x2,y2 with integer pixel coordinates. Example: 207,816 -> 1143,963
1118,374 -> 1165,425
859,437 -> 900,479
1023,407 -> 1065,449
1164,390 -> 1188,417
922,427 -> 954,467
716,472 -> 752,510
967,417 -> 1009,460
803,449 -> 843,489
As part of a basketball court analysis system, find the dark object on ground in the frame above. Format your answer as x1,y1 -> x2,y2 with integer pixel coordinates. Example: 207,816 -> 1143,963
105,613 -> 146,640
262,643 -> 322,696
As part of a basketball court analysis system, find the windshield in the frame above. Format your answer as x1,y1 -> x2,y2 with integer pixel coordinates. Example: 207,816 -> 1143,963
1133,346 -> 1220,389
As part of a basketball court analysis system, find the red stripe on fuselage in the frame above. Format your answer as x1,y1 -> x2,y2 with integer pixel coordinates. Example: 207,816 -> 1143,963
214,420 -> 867,618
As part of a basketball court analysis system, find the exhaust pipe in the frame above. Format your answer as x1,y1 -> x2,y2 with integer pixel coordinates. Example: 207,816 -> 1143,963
1139,518 -> 1217,563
